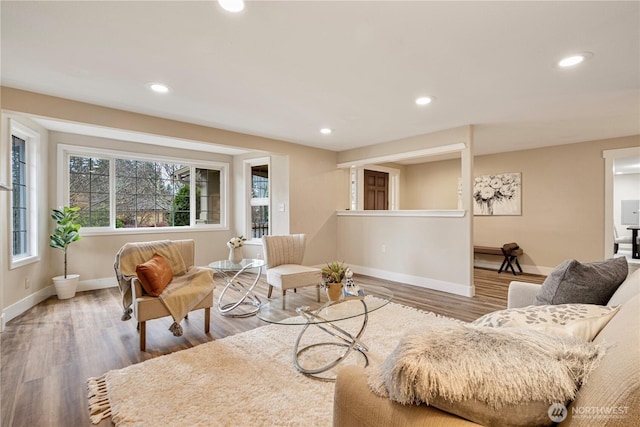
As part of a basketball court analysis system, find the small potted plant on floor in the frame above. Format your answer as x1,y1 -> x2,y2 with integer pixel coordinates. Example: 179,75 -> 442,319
50,206 -> 82,299
321,261 -> 348,301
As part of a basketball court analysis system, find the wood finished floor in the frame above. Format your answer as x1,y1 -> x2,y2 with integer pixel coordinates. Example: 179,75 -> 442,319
0,268 -> 545,427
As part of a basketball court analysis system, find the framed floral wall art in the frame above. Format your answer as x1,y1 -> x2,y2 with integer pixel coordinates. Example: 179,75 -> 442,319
473,172 -> 521,215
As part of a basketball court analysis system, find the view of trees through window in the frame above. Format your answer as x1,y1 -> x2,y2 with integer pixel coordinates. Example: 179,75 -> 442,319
115,159 -> 190,228
69,156 -> 110,227
69,154 -> 222,229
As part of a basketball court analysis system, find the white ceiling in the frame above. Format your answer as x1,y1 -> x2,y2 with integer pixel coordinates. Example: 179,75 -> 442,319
1,1 -> 639,156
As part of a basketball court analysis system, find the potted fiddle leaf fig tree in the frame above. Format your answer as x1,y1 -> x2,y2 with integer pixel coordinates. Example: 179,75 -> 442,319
50,206 -> 82,299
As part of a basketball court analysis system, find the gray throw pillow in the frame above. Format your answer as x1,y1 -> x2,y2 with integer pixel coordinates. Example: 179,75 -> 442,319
534,257 -> 628,306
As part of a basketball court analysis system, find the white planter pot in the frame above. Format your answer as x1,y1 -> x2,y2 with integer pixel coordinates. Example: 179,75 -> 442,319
52,274 -> 79,299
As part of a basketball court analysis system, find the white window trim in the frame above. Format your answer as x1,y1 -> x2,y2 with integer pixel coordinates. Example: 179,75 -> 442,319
244,157 -> 270,243
9,119 -> 40,269
349,164 -> 400,211
58,144 -> 230,235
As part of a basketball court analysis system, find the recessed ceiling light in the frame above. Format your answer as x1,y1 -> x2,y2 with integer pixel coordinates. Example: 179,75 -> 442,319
218,0 -> 245,12
147,82 -> 170,93
558,52 -> 593,68
320,128 -> 332,135
415,96 -> 435,106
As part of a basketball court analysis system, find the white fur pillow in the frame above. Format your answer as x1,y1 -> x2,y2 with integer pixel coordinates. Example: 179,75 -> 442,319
472,304 -> 620,341
368,323 -> 606,427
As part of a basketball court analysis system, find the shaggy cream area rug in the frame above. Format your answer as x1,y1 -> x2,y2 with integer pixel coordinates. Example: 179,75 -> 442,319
87,297 -> 456,426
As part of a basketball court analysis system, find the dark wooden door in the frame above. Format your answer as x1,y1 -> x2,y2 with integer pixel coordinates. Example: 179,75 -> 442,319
364,170 -> 389,210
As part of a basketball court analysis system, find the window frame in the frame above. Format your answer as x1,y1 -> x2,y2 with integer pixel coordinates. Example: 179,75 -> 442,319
9,119 -> 40,269
58,144 -> 229,235
244,157 -> 270,242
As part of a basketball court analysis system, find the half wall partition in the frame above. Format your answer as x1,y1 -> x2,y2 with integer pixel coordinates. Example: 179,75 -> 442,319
335,126 -> 474,297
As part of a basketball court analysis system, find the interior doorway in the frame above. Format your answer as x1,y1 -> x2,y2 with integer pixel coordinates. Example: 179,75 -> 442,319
604,147 -> 640,264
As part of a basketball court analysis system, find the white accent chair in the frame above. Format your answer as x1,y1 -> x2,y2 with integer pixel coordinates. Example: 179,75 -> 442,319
114,239 -> 214,351
262,234 -> 322,308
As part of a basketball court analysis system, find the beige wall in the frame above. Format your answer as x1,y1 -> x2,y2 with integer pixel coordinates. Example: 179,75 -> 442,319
474,135 -> 639,270
1,88 -> 339,315
399,134 -> 640,272
402,158 -> 461,209
337,213 -> 473,295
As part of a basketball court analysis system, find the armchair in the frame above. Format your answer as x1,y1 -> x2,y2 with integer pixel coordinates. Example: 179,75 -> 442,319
114,239 -> 214,351
262,234 -> 322,308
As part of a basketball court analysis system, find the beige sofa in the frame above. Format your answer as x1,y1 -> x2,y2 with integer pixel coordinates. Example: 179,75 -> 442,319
333,267 -> 640,427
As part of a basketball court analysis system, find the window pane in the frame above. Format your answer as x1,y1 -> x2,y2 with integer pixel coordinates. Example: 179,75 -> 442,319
12,184 -> 26,209
11,136 -> 27,256
251,206 -> 269,238
115,159 -> 193,228
251,165 -> 268,198
91,174 -> 109,193
171,185 -> 190,226
13,230 -> 27,256
155,208 -> 169,228
90,193 -> 110,227
70,172 -> 90,193
116,177 -> 136,194
69,156 -> 110,227
249,164 -> 269,237
70,156 -> 90,173
195,168 -> 221,225
116,159 -> 137,177
137,211 -> 156,227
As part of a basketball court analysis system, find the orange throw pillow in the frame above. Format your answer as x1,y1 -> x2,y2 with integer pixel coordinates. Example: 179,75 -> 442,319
135,253 -> 173,296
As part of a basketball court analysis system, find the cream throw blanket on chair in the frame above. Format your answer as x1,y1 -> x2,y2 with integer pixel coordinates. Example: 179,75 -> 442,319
114,240 -> 214,336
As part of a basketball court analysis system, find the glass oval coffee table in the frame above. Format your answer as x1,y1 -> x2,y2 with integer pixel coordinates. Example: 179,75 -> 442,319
258,284 -> 393,381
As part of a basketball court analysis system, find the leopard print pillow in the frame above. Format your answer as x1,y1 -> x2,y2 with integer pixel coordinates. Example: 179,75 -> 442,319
472,304 -> 620,341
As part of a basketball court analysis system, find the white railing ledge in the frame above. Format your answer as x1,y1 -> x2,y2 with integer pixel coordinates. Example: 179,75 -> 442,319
336,209 -> 466,218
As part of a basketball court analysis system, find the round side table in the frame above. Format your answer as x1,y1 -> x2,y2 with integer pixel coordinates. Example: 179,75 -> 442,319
209,258 -> 266,317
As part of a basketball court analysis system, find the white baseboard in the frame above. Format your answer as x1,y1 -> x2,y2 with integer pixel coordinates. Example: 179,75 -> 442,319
77,277 -> 118,292
1,277 -> 118,330
347,264 -> 474,297
309,261 -> 553,300
2,286 -> 55,329
473,259 -> 553,276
